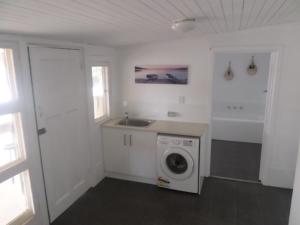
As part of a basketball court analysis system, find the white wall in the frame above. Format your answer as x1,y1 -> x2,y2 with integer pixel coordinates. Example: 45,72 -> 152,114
213,52 -> 270,120
211,52 -> 270,143
118,23 -> 300,188
119,37 -> 211,123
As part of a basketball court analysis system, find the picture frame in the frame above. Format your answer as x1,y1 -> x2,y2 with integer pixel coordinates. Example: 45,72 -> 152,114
135,65 -> 188,85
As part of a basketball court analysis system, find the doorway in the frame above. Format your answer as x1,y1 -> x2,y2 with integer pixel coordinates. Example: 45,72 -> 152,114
209,48 -> 280,182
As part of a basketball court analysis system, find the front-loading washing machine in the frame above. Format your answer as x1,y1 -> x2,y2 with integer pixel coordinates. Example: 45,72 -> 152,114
157,134 -> 200,194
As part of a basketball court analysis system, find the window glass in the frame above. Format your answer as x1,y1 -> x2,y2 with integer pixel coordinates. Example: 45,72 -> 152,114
0,48 -> 18,103
92,66 -> 109,120
0,170 -> 34,225
0,113 -> 26,170
0,45 -> 36,225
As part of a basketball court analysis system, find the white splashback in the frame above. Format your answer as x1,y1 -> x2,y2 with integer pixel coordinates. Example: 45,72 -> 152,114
123,101 -> 207,123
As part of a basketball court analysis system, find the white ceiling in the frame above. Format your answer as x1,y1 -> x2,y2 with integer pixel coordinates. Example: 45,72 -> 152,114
0,0 -> 300,46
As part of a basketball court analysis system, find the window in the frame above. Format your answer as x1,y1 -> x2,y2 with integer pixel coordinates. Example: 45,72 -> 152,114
0,171 -> 34,225
0,113 -> 26,170
0,48 -> 18,103
91,66 -> 110,121
0,46 -> 35,225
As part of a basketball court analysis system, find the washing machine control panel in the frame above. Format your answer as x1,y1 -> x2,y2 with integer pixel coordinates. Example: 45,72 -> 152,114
183,140 -> 193,147
172,139 -> 181,145
158,136 -> 196,148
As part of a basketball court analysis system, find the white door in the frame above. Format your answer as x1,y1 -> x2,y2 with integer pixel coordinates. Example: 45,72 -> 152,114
29,46 -> 91,222
103,128 -> 129,174
0,43 -> 48,225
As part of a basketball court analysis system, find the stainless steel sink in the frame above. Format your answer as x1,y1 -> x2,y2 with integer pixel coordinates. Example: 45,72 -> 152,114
117,118 -> 154,127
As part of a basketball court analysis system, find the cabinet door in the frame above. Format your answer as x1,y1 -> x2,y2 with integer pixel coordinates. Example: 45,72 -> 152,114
103,128 -> 129,174
128,131 -> 157,179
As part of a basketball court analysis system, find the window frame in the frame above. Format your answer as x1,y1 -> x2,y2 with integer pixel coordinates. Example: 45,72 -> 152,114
90,63 -> 111,123
0,170 -> 35,225
0,41 -> 45,225
0,42 -> 28,182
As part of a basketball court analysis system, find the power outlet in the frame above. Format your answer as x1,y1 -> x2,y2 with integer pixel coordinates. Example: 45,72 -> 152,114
179,96 -> 185,104
168,111 -> 180,117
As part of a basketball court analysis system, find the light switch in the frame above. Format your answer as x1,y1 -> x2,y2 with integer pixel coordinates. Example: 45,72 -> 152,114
122,100 -> 128,107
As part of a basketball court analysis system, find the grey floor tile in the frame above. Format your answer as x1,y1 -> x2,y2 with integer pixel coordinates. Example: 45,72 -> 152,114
51,177 -> 292,225
211,139 -> 262,181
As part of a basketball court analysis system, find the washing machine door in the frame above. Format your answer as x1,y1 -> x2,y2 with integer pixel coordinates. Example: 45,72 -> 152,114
160,147 -> 194,180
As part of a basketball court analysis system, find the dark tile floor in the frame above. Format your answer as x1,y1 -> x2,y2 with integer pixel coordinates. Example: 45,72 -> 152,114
51,177 -> 292,225
211,139 -> 262,181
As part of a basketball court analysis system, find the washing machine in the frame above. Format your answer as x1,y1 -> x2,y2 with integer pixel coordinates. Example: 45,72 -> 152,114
157,134 -> 200,194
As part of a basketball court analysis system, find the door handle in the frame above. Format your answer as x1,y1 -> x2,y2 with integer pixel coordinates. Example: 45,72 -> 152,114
123,134 -> 127,146
38,128 -> 47,136
129,135 -> 132,146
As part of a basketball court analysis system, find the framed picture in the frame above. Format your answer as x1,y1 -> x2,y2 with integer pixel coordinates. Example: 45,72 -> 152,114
135,65 -> 188,85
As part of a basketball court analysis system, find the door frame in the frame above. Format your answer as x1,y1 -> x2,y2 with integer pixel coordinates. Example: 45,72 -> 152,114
207,45 -> 282,184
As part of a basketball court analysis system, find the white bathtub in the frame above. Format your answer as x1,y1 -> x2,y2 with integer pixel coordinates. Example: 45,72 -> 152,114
211,115 -> 264,144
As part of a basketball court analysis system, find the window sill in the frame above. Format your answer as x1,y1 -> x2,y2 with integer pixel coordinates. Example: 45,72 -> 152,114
94,116 -> 111,125
8,209 -> 34,225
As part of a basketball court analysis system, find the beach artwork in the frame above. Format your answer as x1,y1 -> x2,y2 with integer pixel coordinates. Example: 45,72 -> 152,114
135,65 -> 188,84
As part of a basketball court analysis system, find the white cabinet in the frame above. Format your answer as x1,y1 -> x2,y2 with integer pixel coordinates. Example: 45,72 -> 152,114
103,128 -> 129,174
102,128 -> 157,179
128,130 -> 157,179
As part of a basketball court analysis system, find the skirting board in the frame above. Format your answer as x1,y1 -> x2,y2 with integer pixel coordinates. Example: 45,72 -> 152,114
104,171 -> 157,185
105,171 -> 205,195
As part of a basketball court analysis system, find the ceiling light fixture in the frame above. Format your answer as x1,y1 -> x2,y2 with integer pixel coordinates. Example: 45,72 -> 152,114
171,18 -> 196,33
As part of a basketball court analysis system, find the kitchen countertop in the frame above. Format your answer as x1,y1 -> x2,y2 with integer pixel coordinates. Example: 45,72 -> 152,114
102,118 -> 208,137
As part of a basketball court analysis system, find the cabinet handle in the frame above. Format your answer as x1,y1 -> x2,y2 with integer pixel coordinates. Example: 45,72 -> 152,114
129,135 -> 132,146
123,134 -> 127,146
